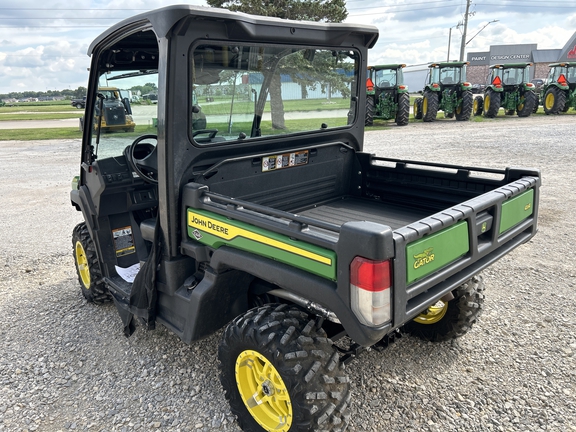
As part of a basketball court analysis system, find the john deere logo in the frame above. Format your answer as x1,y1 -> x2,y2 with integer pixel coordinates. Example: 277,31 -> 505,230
413,247 -> 435,269
524,203 -> 531,211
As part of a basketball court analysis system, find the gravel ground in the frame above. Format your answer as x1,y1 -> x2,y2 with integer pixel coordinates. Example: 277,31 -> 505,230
1,114 -> 575,432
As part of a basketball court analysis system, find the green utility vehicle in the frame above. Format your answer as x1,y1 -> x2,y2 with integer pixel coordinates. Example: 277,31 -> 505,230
70,6 -> 540,431
541,62 -> 576,114
365,64 -> 410,126
474,63 -> 537,118
413,61 -> 473,122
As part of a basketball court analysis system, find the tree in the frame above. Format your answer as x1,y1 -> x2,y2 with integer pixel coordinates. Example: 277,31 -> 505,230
206,0 -> 348,128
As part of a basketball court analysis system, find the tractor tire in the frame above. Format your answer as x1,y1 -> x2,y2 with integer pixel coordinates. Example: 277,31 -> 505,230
413,98 -> 423,120
517,91 -> 537,117
219,304 -> 351,432
403,275 -> 485,342
455,90 -> 473,121
473,95 -> 483,116
395,92 -> 410,126
483,90 -> 500,118
365,96 -> 374,126
72,223 -> 111,304
543,87 -> 566,115
532,94 -> 540,113
422,91 -> 438,122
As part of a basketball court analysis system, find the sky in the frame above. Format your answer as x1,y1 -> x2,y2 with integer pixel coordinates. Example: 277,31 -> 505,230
1,0 -> 575,95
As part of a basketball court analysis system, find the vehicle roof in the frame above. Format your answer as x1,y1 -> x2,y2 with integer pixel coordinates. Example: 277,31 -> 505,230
489,63 -> 532,69
88,4 -> 379,55
368,64 -> 406,70
428,61 -> 469,68
548,62 -> 576,67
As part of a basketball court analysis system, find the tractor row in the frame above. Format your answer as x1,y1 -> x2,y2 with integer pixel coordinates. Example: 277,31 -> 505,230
366,61 -> 576,126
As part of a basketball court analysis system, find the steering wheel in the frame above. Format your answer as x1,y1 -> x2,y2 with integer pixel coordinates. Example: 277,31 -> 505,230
126,134 -> 158,184
192,129 -> 219,139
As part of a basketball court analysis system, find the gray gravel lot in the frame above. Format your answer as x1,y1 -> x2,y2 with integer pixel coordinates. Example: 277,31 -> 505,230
1,114 -> 575,431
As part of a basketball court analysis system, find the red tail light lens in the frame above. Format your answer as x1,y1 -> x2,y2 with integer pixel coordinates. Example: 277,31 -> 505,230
350,257 -> 392,326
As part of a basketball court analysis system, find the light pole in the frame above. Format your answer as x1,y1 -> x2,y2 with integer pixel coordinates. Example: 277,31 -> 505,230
447,25 -> 457,61
466,20 -> 499,46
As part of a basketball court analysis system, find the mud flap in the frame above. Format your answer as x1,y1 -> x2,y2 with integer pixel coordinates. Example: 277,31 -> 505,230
115,217 -> 161,337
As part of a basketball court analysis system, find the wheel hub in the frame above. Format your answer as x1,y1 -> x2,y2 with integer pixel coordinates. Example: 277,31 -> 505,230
413,300 -> 448,324
235,350 -> 292,432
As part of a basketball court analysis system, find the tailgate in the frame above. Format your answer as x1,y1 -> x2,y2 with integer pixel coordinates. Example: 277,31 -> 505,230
391,175 -> 539,326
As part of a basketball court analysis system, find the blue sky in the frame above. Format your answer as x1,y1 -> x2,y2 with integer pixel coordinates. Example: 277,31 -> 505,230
0,0 -> 575,95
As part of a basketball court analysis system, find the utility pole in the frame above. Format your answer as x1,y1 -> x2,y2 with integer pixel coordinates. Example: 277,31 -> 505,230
459,0 -> 472,61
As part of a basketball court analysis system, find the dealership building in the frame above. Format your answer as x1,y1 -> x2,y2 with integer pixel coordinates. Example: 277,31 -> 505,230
403,30 -> 576,90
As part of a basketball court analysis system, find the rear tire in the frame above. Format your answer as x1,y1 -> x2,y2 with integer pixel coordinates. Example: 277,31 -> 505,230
473,95 -> 483,116
517,91 -> 536,117
413,98 -> 423,120
365,96 -> 374,126
395,92 -> 410,126
72,223 -> 111,304
483,90 -> 500,118
219,304 -> 351,432
403,275 -> 485,342
455,91 -> 473,121
543,87 -> 566,115
422,91 -> 438,122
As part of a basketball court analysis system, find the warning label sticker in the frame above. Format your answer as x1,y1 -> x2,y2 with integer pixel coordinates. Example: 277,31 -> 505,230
112,226 -> 135,257
262,150 -> 308,172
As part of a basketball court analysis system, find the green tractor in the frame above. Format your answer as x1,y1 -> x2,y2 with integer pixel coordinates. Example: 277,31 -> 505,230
413,61 -> 473,122
541,62 -> 576,114
474,63 -> 537,118
365,64 -> 410,126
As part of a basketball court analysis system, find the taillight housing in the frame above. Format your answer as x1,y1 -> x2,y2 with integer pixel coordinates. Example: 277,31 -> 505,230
350,257 -> 392,326
432,83 -> 439,88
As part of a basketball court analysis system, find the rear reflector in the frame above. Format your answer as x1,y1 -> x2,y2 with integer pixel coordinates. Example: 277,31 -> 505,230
350,257 -> 392,326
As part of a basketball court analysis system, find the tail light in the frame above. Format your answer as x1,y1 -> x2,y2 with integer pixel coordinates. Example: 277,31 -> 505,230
526,83 -> 534,88
350,257 -> 392,326
432,83 -> 439,88
463,82 -> 471,87
399,85 -> 407,90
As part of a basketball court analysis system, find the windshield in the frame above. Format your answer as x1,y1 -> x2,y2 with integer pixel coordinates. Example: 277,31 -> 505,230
433,66 -> 464,85
90,70 -> 159,160
549,66 -> 576,83
495,67 -> 529,85
190,43 -> 359,144
374,68 -> 397,87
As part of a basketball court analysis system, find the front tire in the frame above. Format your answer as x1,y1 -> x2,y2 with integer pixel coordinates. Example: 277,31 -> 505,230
72,223 -> 110,303
517,91 -> 536,117
395,92 -> 410,126
403,275 -> 485,342
413,98 -> 423,120
219,304 -> 351,432
455,91 -> 473,121
473,95 -> 483,116
422,91 -> 439,122
483,90 -> 500,118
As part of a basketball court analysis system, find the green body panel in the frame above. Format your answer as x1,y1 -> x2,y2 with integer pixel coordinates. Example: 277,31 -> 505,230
499,189 -> 534,234
187,209 -> 337,280
439,89 -> 459,114
406,221 -> 470,284
501,89 -> 520,111
374,93 -> 397,120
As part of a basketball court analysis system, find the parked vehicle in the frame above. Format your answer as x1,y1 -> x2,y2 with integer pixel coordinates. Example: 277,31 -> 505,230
82,87 -> 135,133
473,63 -> 537,118
70,6 -> 541,431
541,62 -> 576,114
365,64 -> 410,126
71,96 -> 86,109
413,61 -> 473,122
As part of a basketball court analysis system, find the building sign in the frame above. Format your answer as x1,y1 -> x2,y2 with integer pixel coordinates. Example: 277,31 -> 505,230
489,44 -> 536,64
568,45 -> 576,59
468,52 -> 489,66
558,31 -> 576,61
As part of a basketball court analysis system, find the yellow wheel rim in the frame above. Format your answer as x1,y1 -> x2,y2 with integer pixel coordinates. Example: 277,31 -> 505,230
413,101 -> 418,115
413,301 -> 448,324
236,350 -> 292,432
473,99 -> 478,112
456,103 -> 462,114
75,241 -> 90,289
545,93 -> 555,110
517,99 -> 525,111
423,97 -> 428,114
484,95 -> 491,112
